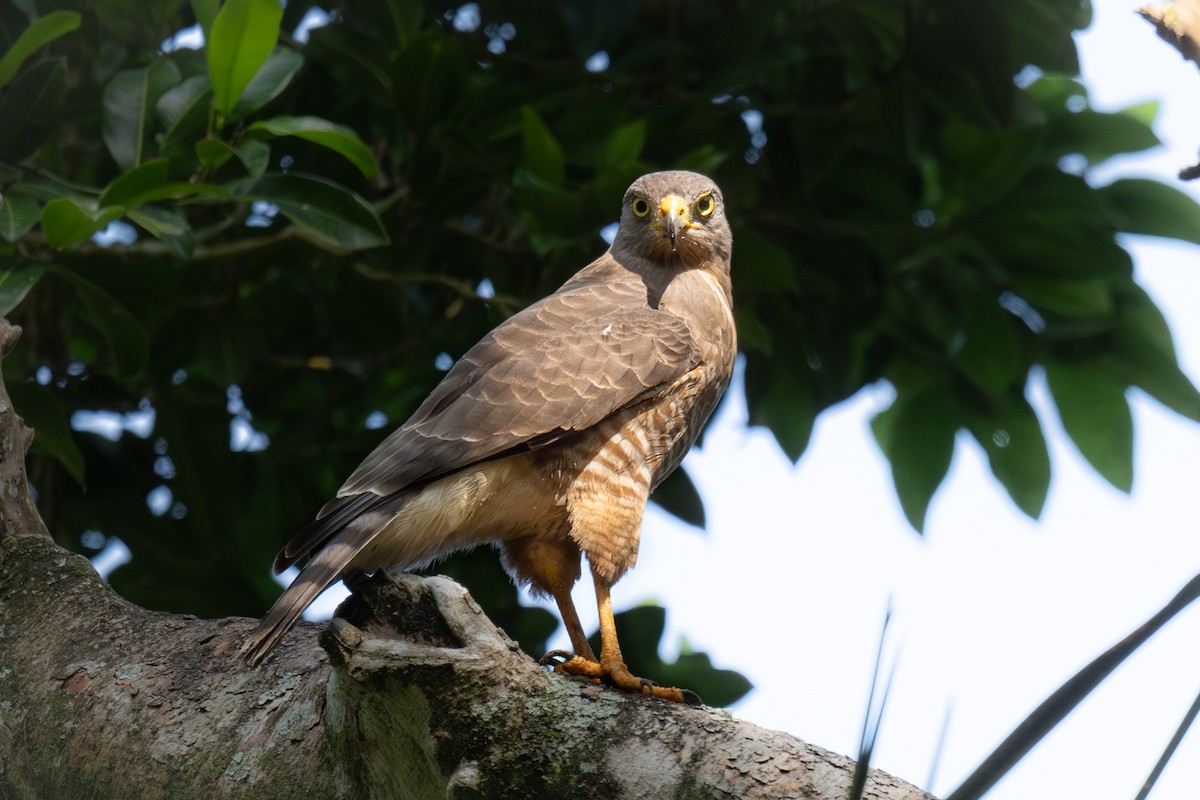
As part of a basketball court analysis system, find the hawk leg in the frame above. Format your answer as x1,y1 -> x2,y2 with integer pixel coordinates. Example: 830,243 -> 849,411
546,574 -> 597,663
551,565 -> 699,704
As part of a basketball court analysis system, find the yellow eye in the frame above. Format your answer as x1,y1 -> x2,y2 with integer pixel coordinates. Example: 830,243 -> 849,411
631,196 -> 650,217
695,193 -> 716,218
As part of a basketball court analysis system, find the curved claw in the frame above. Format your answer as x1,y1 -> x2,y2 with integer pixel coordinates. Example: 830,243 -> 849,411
538,649 -> 576,667
539,651 -> 699,704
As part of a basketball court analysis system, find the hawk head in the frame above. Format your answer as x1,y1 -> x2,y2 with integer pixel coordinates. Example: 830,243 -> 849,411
615,170 -> 731,268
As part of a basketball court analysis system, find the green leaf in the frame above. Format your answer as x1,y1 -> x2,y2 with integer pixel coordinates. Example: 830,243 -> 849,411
968,397 -> 1050,519
939,122 -> 1041,211
230,46 -> 303,119
1097,178 -> 1200,245
127,206 -> 194,259
520,106 -> 566,186
1108,287 -> 1200,421
1025,75 -> 1089,118
872,384 -> 958,532
744,355 -> 816,462
235,139 -> 271,176
1047,108 -> 1160,166
246,114 -> 378,178
102,59 -> 183,169
196,138 -> 274,177
910,0 -> 1013,127
157,74 -> 213,152
1117,99 -> 1159,126
101,162 -> 225,207
208,0 -> 283,117
1010,276 -> 1113,318
0,10 -> 80,90
0,191 -> 41,241
40,198 -> 125,248
733,307 -> 771,354
1115,351 -> 1200,423
0,259 -> 47,313
734,229 -> 798,293
196,137 -> 236,170
951,295 -> 1023,397
390,30 -> 468,127
57,269 -> 150,383
0,56 -> 66,160
305,23 -> 393,99
1009,0 -> 1084,74
600,119 -> 647,166
230,172 -> 389,250
651,467 -> 705,528
971,170 -> 1131,279
98,158 -> 170,208
511,168 -> 582,243
7,381 -> 85,483
1044,360 -> 1133,492
364,0 -> 422,48
189,0 -> 219,39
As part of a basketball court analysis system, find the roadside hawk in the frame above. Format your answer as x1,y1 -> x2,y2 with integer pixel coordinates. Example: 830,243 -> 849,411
243,170 -> 736,703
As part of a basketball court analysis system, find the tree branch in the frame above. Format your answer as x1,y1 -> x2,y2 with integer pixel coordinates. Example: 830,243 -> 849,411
1139,1 -> 1200,67
0,319 -> 48,542
1139,1 -> 1200,178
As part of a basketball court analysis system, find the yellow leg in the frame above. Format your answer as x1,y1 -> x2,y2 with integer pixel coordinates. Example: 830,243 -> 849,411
552,564 -> 697,704
549,579 -> 597,663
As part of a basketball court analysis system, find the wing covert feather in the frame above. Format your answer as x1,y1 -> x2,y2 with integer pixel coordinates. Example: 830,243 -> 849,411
333,269 -> 699,502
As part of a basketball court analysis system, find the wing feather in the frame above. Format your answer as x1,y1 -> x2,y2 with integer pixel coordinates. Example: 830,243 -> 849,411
334,261 -> 699,500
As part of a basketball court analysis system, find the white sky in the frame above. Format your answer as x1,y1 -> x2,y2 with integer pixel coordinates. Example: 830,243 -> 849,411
225,3 -> 1200,797
533,3 -> 1200,798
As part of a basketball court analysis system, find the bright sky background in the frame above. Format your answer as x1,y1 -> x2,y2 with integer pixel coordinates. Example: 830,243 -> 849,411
87,3 -> 1198,797
537,3 -> 1200,799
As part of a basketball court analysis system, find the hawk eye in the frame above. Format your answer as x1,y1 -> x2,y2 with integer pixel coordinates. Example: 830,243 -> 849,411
631,197 -> 651,217
695,193 -> 716,218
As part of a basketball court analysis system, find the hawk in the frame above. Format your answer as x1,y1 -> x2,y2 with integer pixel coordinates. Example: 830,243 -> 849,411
243,170 -> 736,703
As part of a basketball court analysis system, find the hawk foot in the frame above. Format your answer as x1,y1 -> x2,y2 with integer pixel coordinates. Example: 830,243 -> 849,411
541,650 -> 700,704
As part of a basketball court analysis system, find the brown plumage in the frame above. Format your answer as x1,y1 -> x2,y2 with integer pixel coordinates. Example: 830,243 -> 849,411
242,170 -> 736,702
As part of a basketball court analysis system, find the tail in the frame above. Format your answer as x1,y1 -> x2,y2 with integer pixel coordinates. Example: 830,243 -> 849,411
243,491 -> 408,665
241,525 -> 377,665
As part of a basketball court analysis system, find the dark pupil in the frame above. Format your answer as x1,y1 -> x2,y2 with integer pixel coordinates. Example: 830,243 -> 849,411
635,200 -> 647,213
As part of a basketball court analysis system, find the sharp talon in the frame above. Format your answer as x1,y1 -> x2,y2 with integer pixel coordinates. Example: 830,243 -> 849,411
538,649 -> 576,667
639,678 -> 656,694
681,689 -> 703,706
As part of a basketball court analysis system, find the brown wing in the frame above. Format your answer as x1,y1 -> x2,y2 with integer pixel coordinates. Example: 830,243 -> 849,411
272,258 -> 699,571
335,264 -> 698,499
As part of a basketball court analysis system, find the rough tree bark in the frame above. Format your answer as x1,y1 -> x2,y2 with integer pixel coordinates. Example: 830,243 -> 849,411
0,316 -> 934,800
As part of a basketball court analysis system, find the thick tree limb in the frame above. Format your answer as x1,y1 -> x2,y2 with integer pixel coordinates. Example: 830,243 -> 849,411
1139,1 -> 1200,178
0,320 -> 48,543
0,315 -> 934,799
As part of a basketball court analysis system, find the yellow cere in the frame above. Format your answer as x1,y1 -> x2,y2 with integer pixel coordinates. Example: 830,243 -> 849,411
658,194 -> 701,230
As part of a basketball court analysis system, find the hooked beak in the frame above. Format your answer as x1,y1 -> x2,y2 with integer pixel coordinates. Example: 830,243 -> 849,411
658,195 -> 690,252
